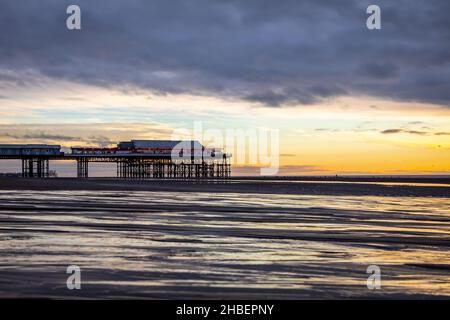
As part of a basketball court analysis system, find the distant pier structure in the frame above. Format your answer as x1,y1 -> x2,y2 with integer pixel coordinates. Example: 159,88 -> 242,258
0,140 -> 231,179
0,144 -> 62,178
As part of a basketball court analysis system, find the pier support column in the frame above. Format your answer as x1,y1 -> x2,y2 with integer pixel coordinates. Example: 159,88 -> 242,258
77,158 -> 89,178
22,158 -> 49,178
114,157 -> 230,180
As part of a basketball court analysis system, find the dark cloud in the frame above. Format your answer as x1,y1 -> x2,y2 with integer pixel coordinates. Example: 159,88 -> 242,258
408,121 -> 424,125
406,130 -> 428,136
1,0 -> 449,106
3,132 -> 80,141
86,135 -> 115,147
380,128 -> 447,136
280,153 -> 296,157
315,128 -> 341,132
244,91 -> 298,107
360,62 -> 398,79
1,131 -> 114,147
380,129 -> 401,134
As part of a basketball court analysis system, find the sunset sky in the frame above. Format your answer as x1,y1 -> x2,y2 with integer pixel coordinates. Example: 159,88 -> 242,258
0,0 -> 449,175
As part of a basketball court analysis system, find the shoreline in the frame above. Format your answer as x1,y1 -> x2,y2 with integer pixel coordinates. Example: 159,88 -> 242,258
231,175 -> 450,184
0,177 -> 449,197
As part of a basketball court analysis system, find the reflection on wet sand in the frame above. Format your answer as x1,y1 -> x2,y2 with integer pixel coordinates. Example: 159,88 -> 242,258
0,190 -> 449,299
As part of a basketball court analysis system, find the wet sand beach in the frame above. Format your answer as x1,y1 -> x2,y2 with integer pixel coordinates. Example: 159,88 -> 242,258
0,177 -> 449,197
0,177 -> 449,299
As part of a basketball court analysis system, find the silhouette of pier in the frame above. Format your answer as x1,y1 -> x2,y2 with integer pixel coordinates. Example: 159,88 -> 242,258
0,140 -> 231,179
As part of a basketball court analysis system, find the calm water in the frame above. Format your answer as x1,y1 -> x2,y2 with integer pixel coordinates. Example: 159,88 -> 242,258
0,190 -> 449,298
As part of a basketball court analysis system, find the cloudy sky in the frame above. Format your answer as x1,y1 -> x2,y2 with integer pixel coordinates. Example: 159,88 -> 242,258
0,0 -> 449,175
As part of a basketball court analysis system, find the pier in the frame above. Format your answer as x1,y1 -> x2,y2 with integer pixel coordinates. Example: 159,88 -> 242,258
0,140 -> 231,179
